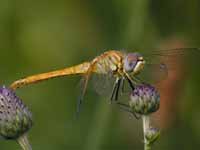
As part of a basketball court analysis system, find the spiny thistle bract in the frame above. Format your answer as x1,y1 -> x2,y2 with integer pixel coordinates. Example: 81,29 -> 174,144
0,86 -> 32,150
129,84 -> 160,115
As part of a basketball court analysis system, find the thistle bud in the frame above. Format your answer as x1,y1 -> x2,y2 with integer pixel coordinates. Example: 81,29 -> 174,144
145,127 -> 160,146
0,86 -> 32,139
129,84 -> 160,115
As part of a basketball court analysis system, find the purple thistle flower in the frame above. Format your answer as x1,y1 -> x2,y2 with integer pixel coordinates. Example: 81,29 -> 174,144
129,84 -> 160,115
0,86 -> 32,140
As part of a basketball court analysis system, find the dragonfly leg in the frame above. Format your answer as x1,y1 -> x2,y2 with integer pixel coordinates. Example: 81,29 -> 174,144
125,75 -> 135,90
110,78 -> 119,103
116,102 -> 140,119
120,77 -> 134,95
110,78 -> 121,103
110,81 -> 117,103
114,78 -> 122,101
120,77 -> 125,95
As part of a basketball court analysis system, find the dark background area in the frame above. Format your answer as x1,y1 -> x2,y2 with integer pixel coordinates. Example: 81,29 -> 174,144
0,0 -> 200,149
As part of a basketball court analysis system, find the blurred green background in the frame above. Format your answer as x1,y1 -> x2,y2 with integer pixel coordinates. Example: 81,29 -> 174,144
0,0 -> 200,149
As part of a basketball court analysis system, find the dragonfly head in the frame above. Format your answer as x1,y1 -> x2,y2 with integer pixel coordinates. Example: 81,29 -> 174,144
124,53 -> 145,74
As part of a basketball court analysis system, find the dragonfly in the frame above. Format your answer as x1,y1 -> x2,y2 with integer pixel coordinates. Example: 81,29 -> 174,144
9,48 -> 200,115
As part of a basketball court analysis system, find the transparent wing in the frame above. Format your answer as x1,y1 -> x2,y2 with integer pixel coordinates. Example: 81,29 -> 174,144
136,63 -> 168,84
136,48 -> 200,84
91,73 -> 115,97
142,48 -> 200,67
143,47 -> 200,55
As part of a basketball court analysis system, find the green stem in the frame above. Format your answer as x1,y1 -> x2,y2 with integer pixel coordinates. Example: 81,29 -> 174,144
142,115 -> 151,150
17,134 -> 32,150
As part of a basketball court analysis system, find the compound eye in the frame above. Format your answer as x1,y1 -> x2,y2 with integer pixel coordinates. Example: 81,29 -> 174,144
124,54 -> 138,72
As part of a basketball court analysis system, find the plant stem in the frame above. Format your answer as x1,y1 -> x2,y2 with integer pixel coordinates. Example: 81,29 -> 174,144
142,115 -> 151,150
17,134 -> 32,150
